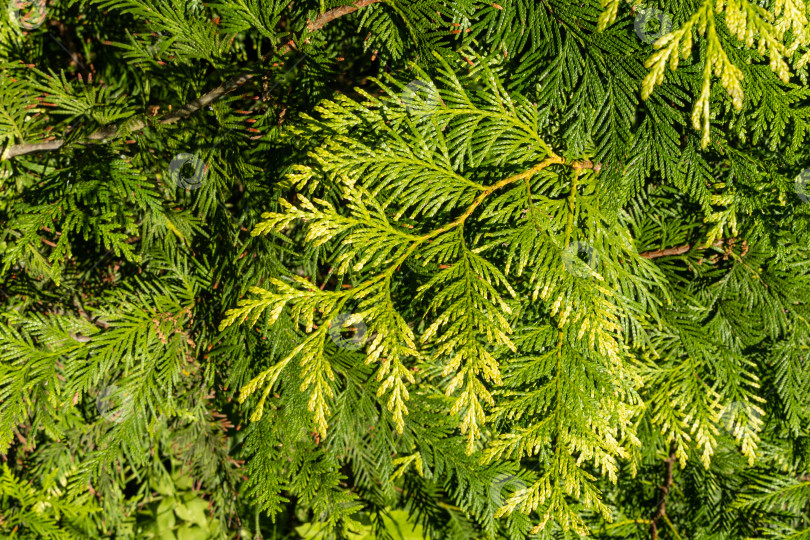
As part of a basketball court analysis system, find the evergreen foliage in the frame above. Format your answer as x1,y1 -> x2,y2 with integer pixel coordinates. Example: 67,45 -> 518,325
1,0 -> 809,538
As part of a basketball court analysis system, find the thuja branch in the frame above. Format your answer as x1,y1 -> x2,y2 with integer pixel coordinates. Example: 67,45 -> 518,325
343,155 -> 570,298
418,156 -> 567,243
227,154 -> 593,440
283,156 -> 599,300
1,0 -> 381,160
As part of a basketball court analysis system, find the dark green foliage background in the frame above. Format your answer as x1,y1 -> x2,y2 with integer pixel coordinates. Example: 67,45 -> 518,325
0,1 -> 809,539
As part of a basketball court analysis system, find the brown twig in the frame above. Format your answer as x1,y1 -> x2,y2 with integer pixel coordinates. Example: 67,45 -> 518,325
640,239 -> 726,259
570,159 -> 602,172
650,443 -> 677,540
2,0 -> 381,160
306,0 -> 380,32
640,244 -> 693,259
